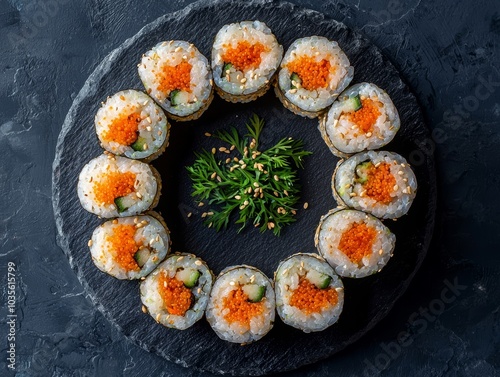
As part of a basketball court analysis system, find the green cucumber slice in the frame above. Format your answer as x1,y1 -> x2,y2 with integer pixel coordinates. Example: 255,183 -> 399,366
343,94 -> 363,112
243,284 -> 266,303
133,248 -> 151,267
222,63 -> 233,78
306,269 -> 332,289
114,195 -> 135,213
131,136 -> 147,151
169,89 -> 181,106
176,268 -> 201,288
290,72 -> 302,89
355,161 -> 373,184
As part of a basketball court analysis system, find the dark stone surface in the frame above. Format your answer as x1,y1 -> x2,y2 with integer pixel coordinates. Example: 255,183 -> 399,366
1,0 -> 499,376
52,1 -> 435,374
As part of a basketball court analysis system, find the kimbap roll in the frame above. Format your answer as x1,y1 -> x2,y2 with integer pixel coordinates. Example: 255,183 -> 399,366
140,253 -> 213,330
206,265 -> 275,344
319,83 -> 400,157
275,36 -> 353,118
332,151 -> 417,219
138,40 -> 213,121
211,21 -> 283,103
77,154 -> 161,218
315,209 -> 396,278
274,253 -> 344,332
89,213 -> 170,280
95,90 -> 170,162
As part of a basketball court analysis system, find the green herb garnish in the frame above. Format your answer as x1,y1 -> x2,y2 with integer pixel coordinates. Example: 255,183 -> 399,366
186,114 -> 312,236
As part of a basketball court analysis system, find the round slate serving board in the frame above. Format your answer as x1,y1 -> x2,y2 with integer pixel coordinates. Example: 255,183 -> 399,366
52,0 -> 436,375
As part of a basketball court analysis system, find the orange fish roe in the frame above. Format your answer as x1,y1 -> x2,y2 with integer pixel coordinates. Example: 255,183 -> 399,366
102,112 -> 141,145
289,278 -> 338,315
347,98 -> 381,133
157,61 -> 192,94
158,273 -> 193,316
287,56 -> 332,91
107,224 -> 140,271
223,287 -> 264,327
363,163 -> 396,204
221,41 -> 266,71
93,171 -> 136,205
338,222 -> 378,264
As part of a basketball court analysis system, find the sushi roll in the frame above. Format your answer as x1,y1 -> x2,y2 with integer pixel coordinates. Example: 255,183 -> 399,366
211,20 -> 283,103
206,265 -> 275,344
140,253 -> 213,330
89,212 -> 170,280
319,83 -> 400,157
138,40 -> 213,121
315,209 -> 396,278
95,90 -> 169,162
332,151 -> 417,219
274,253 -> 344,332
77,154 -> 161,218
275,36 -> 353,118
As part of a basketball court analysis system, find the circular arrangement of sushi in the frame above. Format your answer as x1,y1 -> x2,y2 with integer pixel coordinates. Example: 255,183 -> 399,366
76,20 -> 418,344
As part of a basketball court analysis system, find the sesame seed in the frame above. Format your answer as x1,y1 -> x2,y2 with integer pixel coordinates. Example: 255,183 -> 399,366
146,126 -> 152,131
201,212 -> 207,218
398,171 -> 404,175
379,249 -> 383,255
205,132 -> 211,137
240,78 -> 247,83
143,143 -> 148,150
141,305 -> 147,313
303,202 -> 309,209
253,182 -> 259,187
366,132 -> 373,137
335,287 -> 343,292
350,192 -> 357,197
407,186 -> 412,194
211,148 -> 216,154
273,175 -> 279,181
87,239 -> 93,247
289,89 -> 297,94
211,172 -> 217,179
198,202 -> 204,207
156,313 -> 161,322
195,260 -> 202,266
284,190 -> 289,196
393,185 -> 399,191
174,46 -> 181,52
229,281 -> 235,286
136,192 -> 142,198
187,212 -> 192,218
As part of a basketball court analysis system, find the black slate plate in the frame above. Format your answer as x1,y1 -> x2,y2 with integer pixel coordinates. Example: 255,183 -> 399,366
52,0 -> 436,375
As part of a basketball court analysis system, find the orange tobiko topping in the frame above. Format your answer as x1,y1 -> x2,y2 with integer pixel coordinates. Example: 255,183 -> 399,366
158,273 -> 193,316
287,56 -> 332,91
364,163 -> 396,204
93,171 -> 136,205
221,41 -> 266,71
338,222 -> 378,264
223,287 -> 264,327
347,98 -> 382,133
107,224 -> 140,271
289,278 -> 338,314
102,112 -> 141,145
157,61 -> 192,94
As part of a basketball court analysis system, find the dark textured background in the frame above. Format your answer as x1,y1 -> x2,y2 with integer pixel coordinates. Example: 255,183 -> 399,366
1,0 -> 499,376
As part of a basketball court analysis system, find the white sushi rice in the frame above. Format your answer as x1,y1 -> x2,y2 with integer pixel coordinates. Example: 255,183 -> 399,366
206,265 -> 275,344
138,40 -> 212,118
333,151 -> 418,219
315,209 -> 396,278
212,21 -> 283,96
95,90 -> 169,160
274,253 -> 344,333
140,253 -> 213,330
77,154 -> 158,218
321,83 -> 400,155
277,36 -> 353,113
90,214 -> 170,280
